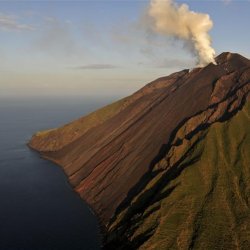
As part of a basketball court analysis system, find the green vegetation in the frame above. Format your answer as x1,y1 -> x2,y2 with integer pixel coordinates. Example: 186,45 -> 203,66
35,128 -> 56,136
30,96 -> 131,151
107,101 -> 250,250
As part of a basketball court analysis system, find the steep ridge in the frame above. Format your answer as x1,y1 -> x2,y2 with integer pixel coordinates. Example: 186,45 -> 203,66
29,52 -> 250,249
105,99 -> 250,249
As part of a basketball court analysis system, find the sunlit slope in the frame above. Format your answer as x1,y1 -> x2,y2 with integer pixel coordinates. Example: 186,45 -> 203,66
29,70 -> 188,152
29,70 -> 186,153
29,97 -> 130,151
106,100 -> 250,250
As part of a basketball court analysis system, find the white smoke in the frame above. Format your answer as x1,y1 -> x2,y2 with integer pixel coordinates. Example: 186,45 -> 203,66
148,0 -> 216,66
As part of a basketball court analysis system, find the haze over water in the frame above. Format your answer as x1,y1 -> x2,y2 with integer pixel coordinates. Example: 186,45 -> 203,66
0,96 -> 119,250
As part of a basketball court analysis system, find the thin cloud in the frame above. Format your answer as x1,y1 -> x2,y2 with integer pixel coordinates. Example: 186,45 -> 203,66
72,64 -> 119,70
34,17 -> 79,57
156,58 -> 194,69
0,13 -> 35,31
139,58 -> 195,69
221,0 -> 232,5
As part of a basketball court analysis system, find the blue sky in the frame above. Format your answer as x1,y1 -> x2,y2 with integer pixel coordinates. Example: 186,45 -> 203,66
0,0 -> 250,97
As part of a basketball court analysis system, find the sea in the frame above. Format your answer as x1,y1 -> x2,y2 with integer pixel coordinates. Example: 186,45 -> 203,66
0,96 -> 119,250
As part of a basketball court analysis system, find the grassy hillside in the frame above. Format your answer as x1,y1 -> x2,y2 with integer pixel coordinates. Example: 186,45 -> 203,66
106,100 -> 250,250
29,96 -> 130,151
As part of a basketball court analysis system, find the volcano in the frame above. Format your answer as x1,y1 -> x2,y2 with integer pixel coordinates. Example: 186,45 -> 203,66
29,52 -> 250,249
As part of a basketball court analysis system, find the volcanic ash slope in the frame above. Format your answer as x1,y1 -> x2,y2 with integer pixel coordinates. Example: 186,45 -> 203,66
30,52 -> 250,250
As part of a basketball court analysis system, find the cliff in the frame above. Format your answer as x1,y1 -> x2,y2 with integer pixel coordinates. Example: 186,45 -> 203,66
29,52 -> 250,249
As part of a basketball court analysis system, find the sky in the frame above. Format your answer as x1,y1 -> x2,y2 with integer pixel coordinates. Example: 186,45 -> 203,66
0,0 -> 250,98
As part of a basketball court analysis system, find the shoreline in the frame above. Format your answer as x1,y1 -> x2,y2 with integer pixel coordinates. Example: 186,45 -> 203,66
27,142 -> 105,249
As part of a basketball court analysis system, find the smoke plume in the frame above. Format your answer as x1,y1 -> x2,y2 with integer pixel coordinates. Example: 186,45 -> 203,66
148,0 -> 216,66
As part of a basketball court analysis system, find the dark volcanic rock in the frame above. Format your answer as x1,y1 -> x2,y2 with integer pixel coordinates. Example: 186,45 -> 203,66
29,52 -> 250,249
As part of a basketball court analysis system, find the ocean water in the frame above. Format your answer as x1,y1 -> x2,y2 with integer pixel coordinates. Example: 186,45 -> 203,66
0,96 -> 119,250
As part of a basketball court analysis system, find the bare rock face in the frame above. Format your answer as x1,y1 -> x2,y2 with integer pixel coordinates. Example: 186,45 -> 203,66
29,52 -> 250,249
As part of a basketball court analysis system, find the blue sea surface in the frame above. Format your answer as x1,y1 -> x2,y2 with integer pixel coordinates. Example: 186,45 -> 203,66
0,96 -> 119,250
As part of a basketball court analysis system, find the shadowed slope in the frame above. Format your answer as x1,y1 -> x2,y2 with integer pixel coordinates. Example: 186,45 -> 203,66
105,100 -> 250,249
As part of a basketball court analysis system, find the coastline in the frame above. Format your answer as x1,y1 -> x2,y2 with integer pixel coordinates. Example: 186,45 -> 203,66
27,142 -> 105,249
